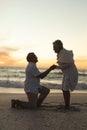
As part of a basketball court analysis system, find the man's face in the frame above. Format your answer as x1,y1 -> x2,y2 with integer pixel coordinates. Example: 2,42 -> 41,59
32,54 -> 38,63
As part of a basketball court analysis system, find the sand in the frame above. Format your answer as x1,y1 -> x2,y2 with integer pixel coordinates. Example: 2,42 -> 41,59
0,91 -> 87,130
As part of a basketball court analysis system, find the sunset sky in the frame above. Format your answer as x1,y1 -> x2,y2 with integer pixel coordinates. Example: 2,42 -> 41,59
0,0 -> 87,69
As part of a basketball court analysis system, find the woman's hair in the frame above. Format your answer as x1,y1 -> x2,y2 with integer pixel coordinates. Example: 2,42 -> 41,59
53,40 -> 63,50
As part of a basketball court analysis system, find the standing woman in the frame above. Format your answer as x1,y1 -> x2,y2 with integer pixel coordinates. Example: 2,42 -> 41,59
52,40 -> 78,109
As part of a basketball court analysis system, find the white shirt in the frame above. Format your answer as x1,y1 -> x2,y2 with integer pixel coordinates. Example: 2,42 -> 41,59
24,62 -> 41,94
57,48 -> 74,63
57,48 -> 78,91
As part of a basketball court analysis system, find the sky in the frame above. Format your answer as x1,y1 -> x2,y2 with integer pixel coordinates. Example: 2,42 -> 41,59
0,0 -> 87,68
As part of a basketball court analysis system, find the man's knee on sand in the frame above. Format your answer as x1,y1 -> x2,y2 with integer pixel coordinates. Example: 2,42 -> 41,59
27,92 -> 38,108
39,86 -> 50,95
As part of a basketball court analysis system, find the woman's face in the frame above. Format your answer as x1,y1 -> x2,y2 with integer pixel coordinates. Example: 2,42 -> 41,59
53,44 -> 60,53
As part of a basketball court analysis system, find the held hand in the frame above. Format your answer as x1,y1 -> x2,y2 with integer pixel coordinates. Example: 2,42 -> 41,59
50,64 -> 57,70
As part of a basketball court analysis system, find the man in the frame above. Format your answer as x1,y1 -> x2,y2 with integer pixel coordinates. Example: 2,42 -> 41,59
11,52 -> 55,109
53,40 -> 78,109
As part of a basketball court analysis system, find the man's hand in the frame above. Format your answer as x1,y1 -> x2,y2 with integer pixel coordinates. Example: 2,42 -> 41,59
50,64 -> 57,70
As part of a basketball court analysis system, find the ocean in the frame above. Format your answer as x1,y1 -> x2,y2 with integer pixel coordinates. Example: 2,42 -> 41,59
0,66 -> 87,93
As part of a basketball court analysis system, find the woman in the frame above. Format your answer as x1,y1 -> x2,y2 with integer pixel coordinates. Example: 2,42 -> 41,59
53,40 -> 78,109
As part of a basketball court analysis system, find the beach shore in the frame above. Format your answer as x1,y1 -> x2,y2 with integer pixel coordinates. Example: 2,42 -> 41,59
0,91 -> 87,130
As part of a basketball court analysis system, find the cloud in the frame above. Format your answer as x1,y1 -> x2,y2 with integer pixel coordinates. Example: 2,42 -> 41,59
0,47 -> 22,66
0,45 -> 29,67
0,46 -> 20,61
0,51 -> 9,57
0,51 -> 24,66
0,46 -> 19,52
0,51 -> 9,65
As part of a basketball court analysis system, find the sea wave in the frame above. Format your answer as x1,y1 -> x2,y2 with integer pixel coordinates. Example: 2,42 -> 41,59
0,80 -> 87,90
0,67 -> 87,90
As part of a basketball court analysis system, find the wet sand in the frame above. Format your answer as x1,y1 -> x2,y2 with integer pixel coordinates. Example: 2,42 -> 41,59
0,91 -> 87,130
